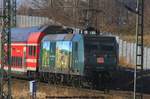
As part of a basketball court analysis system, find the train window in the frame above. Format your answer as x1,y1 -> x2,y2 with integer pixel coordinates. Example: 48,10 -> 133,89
33,46 -> 36,56
16,57 -> 18,66
29,46 -> 32,56
90,44 -> 98,49
18,57 -> 22,66
13,57 -> 15,66
85,43 -> 98,52
11,56 -> 14,66
100,45 -> 114,51
14,57 -> 16,66
17,57 -> 19,66
11,56 -> 22,67
29,46 -> 36,56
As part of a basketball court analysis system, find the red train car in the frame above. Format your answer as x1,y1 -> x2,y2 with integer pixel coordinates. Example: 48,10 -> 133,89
2,25 -> 66,77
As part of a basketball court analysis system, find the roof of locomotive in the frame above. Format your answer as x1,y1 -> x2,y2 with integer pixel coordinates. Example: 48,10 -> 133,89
84,35 -> 117,42
83,35 -> 118,46
11,25 -> 67,42
42,34 -> 82,41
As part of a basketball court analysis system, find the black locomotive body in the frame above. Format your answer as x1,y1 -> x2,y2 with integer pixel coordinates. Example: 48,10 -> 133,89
39,33 -> 119,88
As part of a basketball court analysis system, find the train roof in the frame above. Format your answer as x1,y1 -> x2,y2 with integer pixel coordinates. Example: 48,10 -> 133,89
11,26 -> 40,42
42,34 -> 82,42
11,25 -> 67,42
84,35 -> 116,38
84,35 -> 117,43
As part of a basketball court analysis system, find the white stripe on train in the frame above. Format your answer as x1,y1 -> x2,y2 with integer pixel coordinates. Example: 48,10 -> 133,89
0,65 -> 36,72
11,43 -> 38,46
26,59 -> 37,63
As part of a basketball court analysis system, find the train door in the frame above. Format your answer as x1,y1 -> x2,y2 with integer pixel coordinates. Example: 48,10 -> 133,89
71,35 -> 84,75
26,45 -> 37,71
11,45 -> 27,73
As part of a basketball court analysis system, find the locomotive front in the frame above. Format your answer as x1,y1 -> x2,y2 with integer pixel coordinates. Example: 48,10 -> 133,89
84,35 -> 119,73
38,26 -> 119,88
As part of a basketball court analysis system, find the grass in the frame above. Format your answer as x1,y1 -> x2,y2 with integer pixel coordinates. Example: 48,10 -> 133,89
11,77 -> 150,99
11,79 -> 150,99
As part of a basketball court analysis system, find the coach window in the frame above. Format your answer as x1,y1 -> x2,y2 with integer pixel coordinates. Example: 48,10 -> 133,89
16,57 -> 18,66
11,56 -> 14,66
14,57 -> 16,66
29,46 -> 36,56
33,46 -> 36,56
29,46 -> 32,56
19,57 -> 22,66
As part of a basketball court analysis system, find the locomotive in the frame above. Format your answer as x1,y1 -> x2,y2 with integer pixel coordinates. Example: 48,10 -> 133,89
2,25 -> 119,88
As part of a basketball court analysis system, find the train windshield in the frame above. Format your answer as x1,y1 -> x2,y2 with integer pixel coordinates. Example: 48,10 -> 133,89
84,36 -> 117,54
85,43 -> 98,52
100,44 -> 114,52
85,42 -> 114,53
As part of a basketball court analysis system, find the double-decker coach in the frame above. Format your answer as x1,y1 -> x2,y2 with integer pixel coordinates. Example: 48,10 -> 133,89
3,25 -> 67,76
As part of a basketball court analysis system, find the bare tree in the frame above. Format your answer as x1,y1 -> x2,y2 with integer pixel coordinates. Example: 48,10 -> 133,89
17,0 -> 150,34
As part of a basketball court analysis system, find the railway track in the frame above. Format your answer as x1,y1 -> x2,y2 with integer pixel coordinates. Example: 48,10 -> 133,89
12,77 -> 108,94
11,69 -> 150,95
11,78 -> 150,99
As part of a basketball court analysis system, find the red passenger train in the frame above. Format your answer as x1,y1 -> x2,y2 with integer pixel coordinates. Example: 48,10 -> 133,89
5,25 -> 68,76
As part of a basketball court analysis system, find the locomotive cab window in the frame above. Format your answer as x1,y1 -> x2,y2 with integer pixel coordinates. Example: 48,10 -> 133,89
100,44 -> 114,52
85,42 -> 99,53
29,46 -> 36,56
